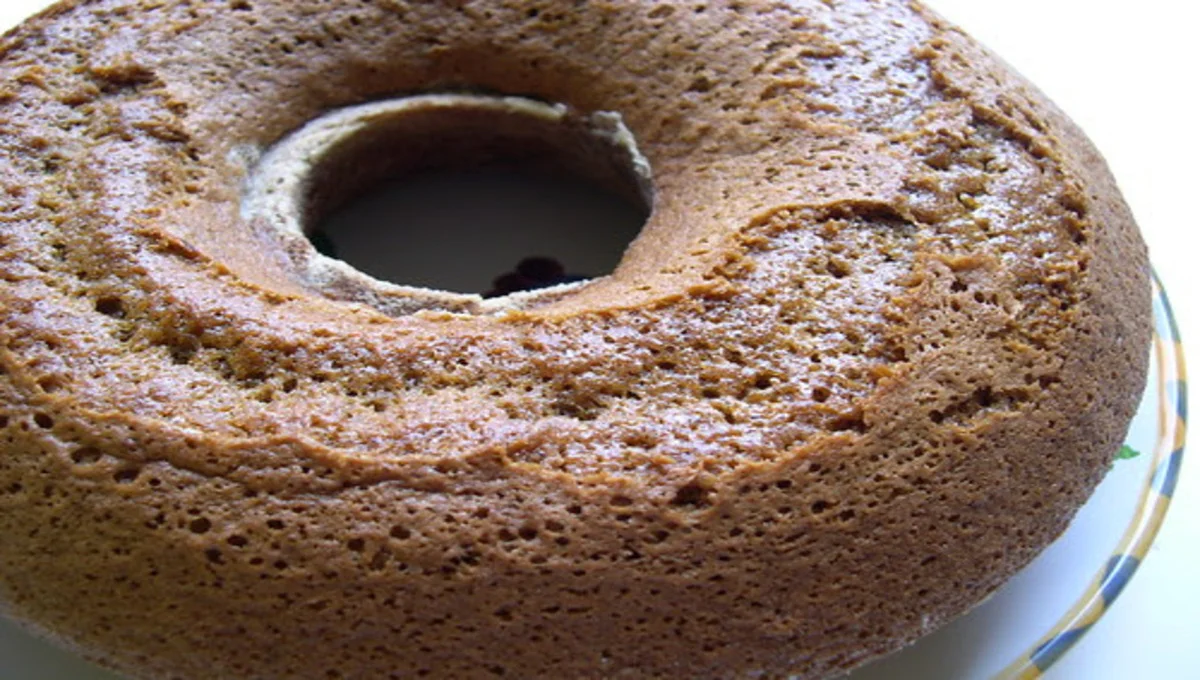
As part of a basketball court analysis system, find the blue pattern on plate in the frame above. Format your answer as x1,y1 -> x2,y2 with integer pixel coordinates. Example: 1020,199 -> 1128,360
1031,626 -> 1092,672
1153,448 -> 1185,499
1098,553 -> 1141,606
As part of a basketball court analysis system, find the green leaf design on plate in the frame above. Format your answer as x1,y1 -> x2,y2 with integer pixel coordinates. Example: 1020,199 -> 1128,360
1115,445 -> 1142,461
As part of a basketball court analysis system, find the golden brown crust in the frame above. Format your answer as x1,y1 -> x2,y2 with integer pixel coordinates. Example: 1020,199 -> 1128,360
0,1 -> 1150,678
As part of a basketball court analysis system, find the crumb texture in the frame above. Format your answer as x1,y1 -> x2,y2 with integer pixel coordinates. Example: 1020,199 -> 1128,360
0,1 -> 1150,678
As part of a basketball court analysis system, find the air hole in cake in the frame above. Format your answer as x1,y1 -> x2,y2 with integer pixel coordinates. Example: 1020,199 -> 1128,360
248,94 -> 653,302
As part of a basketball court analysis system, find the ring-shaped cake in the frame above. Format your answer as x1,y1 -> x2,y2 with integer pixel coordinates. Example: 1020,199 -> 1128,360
0,0 -> 1150,677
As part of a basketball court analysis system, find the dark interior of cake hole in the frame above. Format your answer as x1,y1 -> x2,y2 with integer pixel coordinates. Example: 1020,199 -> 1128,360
304,101 -> 651,296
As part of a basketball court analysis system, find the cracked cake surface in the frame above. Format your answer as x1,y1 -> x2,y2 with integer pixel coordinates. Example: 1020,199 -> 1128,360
0,0 -> 1150,678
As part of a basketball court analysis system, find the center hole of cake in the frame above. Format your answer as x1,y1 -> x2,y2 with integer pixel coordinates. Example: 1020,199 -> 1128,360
301,96 -> 651,296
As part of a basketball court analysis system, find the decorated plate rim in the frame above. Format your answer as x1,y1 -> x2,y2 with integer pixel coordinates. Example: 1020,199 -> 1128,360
996,273 -> 1188,678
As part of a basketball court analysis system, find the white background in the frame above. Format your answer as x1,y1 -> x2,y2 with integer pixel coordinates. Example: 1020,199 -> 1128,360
2,1 -> 1198,678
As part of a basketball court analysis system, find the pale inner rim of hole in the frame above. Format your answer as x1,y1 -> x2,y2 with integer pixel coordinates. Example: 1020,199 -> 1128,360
240,94 -> 653,317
